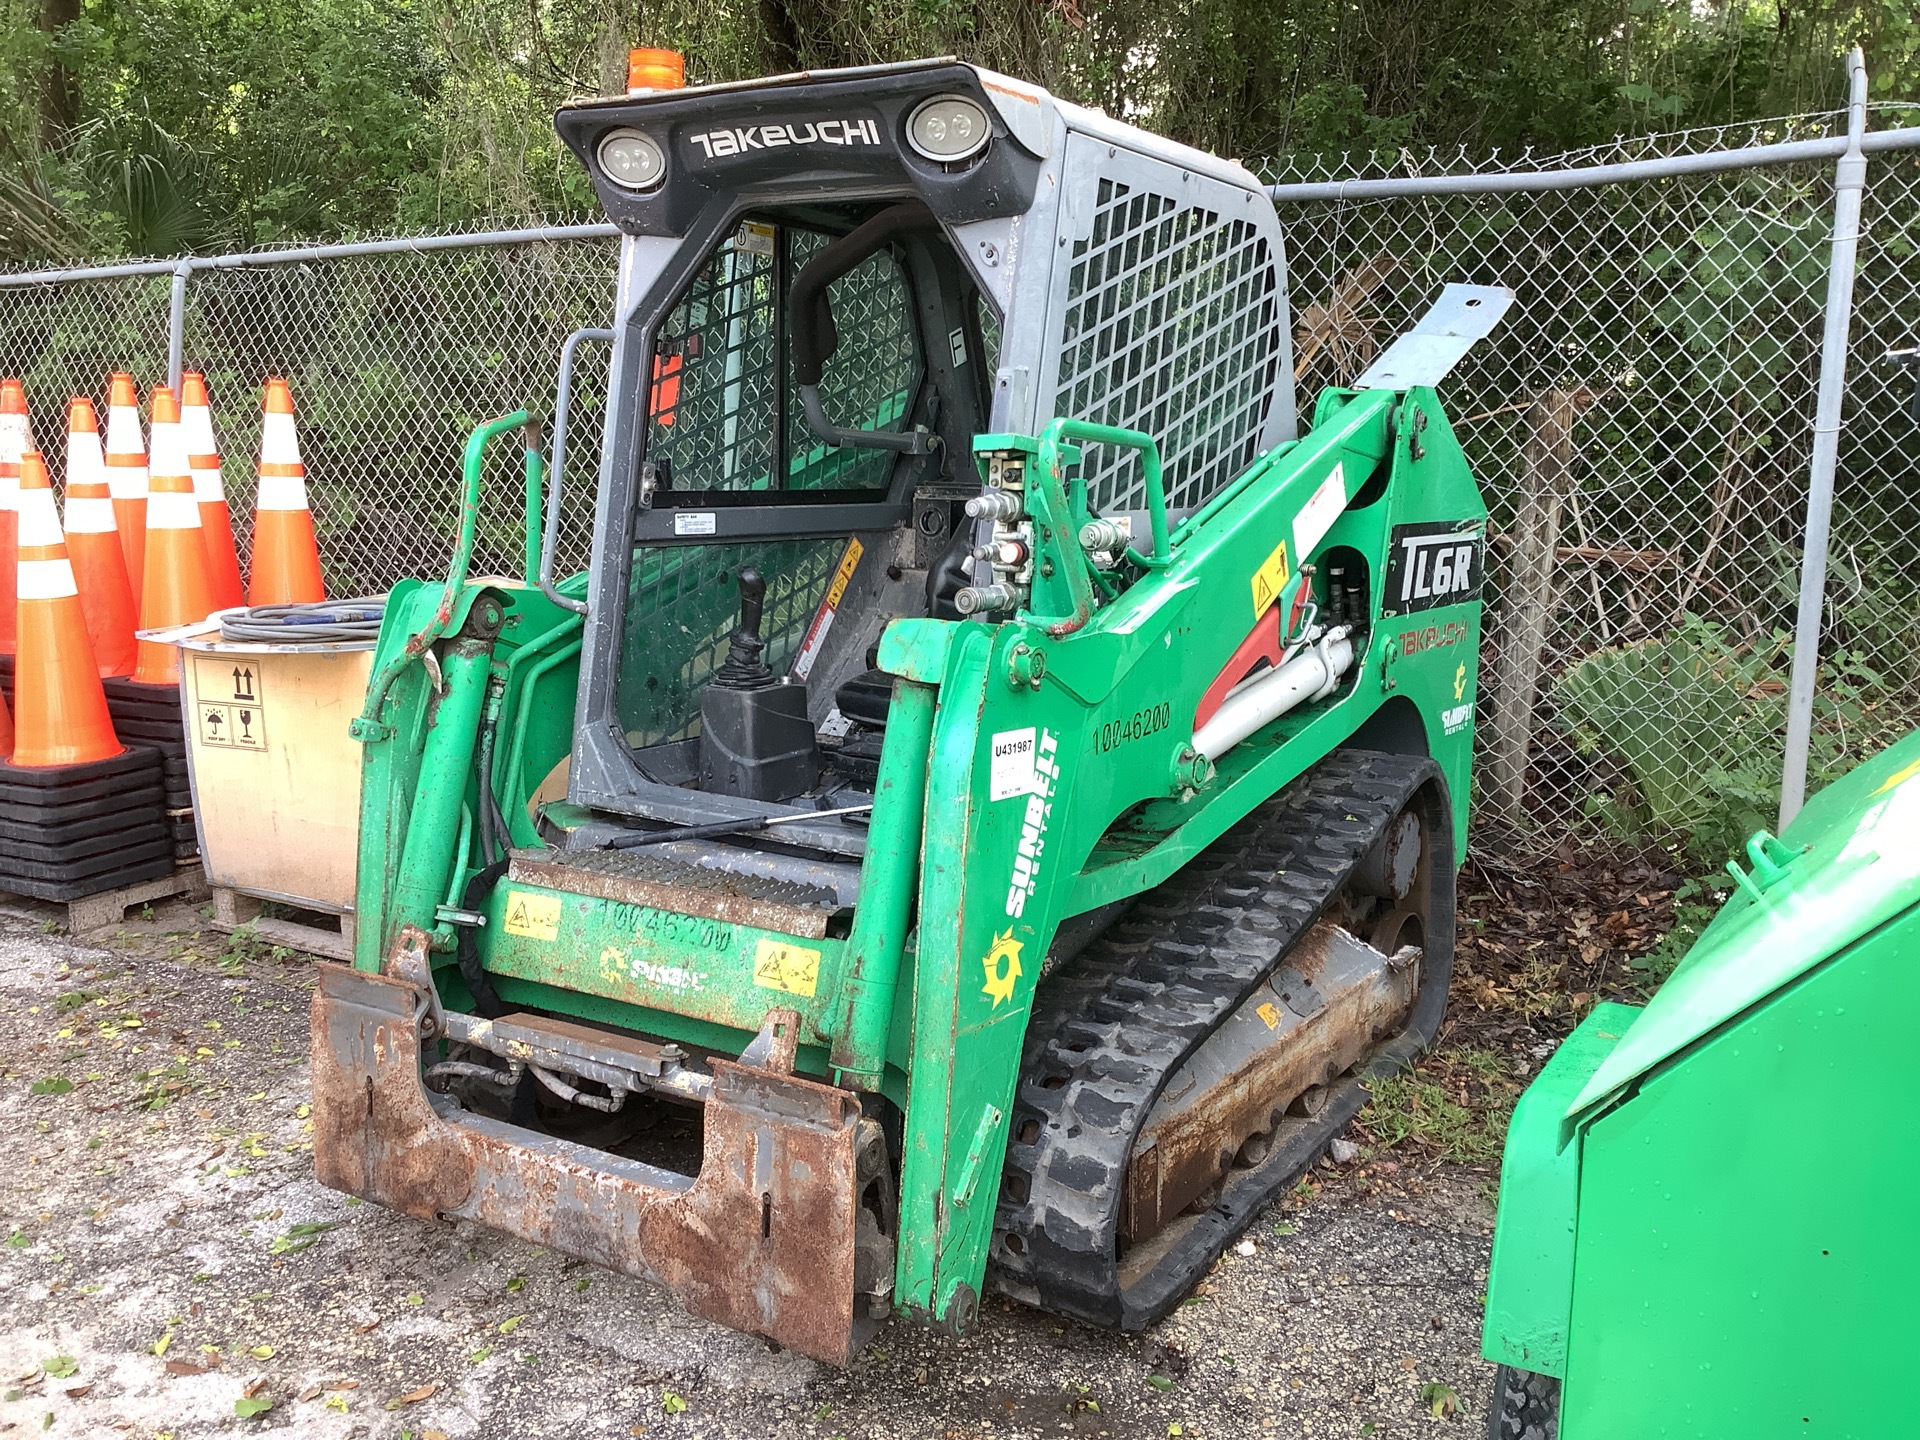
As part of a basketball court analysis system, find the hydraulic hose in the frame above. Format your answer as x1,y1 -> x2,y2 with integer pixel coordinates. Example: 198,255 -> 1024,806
457,858 -> 509,1018
218,597 -> 385,644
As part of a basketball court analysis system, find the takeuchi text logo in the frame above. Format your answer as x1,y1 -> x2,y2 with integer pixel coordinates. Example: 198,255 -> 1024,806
687,119 -> 882,159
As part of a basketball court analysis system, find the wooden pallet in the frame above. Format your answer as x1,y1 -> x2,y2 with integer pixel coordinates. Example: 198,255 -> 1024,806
211,886 -> 355,962
11,863 -> 213,936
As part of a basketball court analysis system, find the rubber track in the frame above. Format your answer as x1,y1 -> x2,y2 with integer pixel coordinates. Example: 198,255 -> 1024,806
988,749 -> 1452,1329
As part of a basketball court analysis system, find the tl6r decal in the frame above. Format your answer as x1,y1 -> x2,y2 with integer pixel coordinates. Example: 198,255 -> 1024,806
1384,521 -> 1484,615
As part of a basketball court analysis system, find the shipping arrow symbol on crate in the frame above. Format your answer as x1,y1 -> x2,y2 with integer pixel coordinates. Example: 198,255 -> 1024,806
231,666 -> 256,700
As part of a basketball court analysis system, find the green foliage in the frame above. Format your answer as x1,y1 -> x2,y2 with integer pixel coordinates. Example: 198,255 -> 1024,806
3,0 -> 1911,260
1636,875 -> 1732,986
1555,616 -> 1893,868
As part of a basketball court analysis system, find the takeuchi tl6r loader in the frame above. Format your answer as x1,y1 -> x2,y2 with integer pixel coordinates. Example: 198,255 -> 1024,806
313,57 -> 1510,1362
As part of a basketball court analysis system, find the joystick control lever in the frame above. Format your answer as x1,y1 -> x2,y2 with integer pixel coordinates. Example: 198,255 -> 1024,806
713,567 -> 773,690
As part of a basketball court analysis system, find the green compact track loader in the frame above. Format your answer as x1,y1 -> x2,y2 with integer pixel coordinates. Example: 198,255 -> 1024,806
313,57 -> 1509,1363
1482,730 -> 1920,1437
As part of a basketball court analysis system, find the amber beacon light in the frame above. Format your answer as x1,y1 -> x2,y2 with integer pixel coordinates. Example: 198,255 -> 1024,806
627,48 -> 686,95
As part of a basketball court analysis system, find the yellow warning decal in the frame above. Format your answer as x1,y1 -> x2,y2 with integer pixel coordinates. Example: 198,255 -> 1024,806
753,938 -> 821,998
1256,1001 -> 1282,1030
502,891 -> 561,942
1250,540 -> 1290,618
825,537 -> 864,607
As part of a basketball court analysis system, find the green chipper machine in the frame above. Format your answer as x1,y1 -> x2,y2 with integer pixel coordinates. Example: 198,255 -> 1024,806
1482,730 -> 1920,1437
313,56 -> 1510,1362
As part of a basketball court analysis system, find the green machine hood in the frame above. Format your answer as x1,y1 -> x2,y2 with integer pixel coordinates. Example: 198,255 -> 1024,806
1569,731 -> 1920,1117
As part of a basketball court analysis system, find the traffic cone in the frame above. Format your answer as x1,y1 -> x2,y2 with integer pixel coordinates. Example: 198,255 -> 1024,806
64,397 -> 139,679
0,377 -> 31,659
180,371 -> 244,610
248,378 -> 324,605
132,386 -> 217,686
104,373 -> 150,602
0,687 -> 11,759
9,449 -> 121,767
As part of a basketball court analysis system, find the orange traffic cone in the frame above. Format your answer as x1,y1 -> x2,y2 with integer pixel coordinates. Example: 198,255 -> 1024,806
132,386 -> 217,686
9,449 -> 121,767
64,397 -> 139,679
104,373 -> 150,603
0,377 -> 32,659
248,378 -> 324,605
181,371 -> 244,610
0,686 -> 12,759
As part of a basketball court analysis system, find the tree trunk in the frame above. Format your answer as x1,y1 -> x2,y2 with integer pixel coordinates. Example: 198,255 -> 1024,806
1483,388 -> 1589,827
759,0 -> 804,74
40,0 -> 81,145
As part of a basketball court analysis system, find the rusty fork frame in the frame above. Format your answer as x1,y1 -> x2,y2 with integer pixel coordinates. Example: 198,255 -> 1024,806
311,929 -> 892,1364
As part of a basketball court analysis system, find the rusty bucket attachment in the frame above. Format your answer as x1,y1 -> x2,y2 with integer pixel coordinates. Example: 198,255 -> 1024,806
311,952 -> 892,1364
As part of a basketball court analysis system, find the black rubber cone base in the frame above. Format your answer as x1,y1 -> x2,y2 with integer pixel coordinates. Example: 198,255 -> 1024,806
0,747 -> 161,794
101,679 -> 185,726
0,818 -> 168,866
0,845 -> 175,901
0,799 -> 166,845
0,782 -> 164,825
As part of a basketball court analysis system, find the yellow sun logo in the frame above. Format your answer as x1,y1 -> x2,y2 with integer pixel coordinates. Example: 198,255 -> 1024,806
1453,662 -> 1467,700
982,929 -> 1024,1007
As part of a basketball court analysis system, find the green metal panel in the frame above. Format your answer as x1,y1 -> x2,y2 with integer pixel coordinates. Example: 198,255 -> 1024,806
1560,903 -> 1920,1438
1571,729 -> 1920,1114
481,878 -> 850,1038
1480,1001 -> 1638,1377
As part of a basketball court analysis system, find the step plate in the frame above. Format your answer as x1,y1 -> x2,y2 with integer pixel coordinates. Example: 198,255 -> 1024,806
510,847 -> 840,939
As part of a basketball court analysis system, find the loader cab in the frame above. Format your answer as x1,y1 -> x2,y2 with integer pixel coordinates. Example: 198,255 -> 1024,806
553,60 -> 1297,860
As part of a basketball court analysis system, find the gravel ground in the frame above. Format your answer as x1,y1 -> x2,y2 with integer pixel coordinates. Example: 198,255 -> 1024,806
0,898 -> 1498,1440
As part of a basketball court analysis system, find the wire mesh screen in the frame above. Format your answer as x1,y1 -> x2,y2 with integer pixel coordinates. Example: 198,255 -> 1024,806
614,538 -> 846,747
645,223 -> 922,497
0,274 -> 175,469
1056,173 -> 1284,515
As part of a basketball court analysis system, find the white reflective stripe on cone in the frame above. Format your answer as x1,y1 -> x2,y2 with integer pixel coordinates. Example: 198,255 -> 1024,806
16,488 -> 64,546
105,406 -> 143,447
190,464 -> 226,502
149,422 -> 189,479
18,557 -> 79,600
64,496 -> 117,533
106,464 -> 148,501
260,411 -> 302,463
255,473 -> 310,511
67,433 -> 107,485
147,488 -> 202,530
0,415 -> 29,464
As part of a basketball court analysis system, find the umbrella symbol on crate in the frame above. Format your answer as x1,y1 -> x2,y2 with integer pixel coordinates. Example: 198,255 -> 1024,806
205,709 -> 225,740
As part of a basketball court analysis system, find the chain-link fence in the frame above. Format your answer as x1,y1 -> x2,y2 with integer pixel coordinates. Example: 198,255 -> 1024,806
1269,104 -> 1920,863
3,101 -> 1917,868
1,231 -> 618,595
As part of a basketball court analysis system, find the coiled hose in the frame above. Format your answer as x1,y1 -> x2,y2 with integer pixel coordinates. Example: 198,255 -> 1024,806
218,597 -> 386,645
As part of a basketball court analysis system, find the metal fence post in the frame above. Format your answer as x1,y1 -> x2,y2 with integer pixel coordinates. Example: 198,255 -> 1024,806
1779,46 -> 1870,829
167,261 -> 191,391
